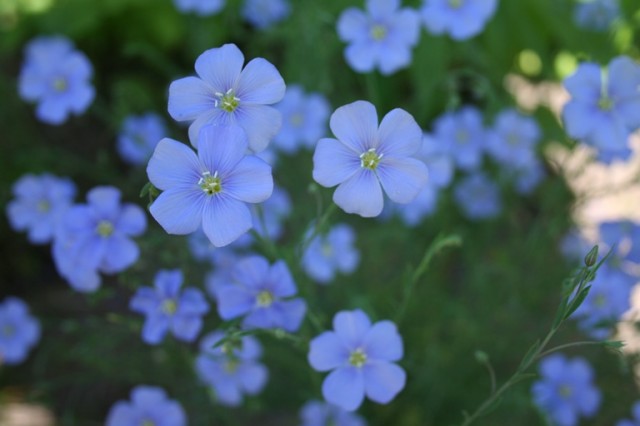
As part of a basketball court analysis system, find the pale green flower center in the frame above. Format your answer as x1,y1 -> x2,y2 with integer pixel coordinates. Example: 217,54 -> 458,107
360,148 -> 383,170
559,384 -> 573,398
140,419 -> 155,426
37,200 -> 50,213
256,290 -> 274,308
199,171 -> 222,196
506,132 -> 520,146
598,96 -> 614,111
215,89 -> 241,113
448,0 -> 463,8
161,299 -> 178,315
370,24 -> 387,41
96,220 -> 114,238
321,241 -> 333,257
455,130 -> 469,144
52,77 -> 67,92
594,294 -> 607,307
349,348 -> 367,368
290,113 -> 304,127
2,324 -> 15,337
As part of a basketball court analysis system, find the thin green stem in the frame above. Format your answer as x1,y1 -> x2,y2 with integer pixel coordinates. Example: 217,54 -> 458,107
536,341 -> 605,359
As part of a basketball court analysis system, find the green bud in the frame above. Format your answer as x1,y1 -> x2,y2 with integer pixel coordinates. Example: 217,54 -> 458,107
474,350 -> 489,364
584,245 -> 598,267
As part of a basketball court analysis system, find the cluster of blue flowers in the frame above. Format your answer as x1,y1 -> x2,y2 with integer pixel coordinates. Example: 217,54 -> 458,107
171,0 -> 290,28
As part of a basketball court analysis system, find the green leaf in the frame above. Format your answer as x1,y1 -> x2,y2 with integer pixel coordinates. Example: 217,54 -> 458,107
518,339 -> 541,372
563,285 -> 592,320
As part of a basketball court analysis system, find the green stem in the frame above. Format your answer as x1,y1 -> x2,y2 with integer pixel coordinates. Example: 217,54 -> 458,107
536,341 -> 605,359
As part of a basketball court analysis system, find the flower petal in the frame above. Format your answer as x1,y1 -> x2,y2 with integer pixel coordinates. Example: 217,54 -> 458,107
308,331 -> 349,371
236,58 -> 285,104
87,186 -> 121,219
344,43 -> 378,75
170,315 -> 203,342
363,361 -> 406,404
198,124 -> 249,174
312,138 -> 360,188
223,156 -> 273,203
115,204 -> 147,237
149,188 -> 205,235
101,235 -> 139,273
322,367 -> 365,412
142,314 -> 169,344
168,76 -> 216,122
238,362 -> 268,394
333,310 -> 371,348
330,101 -> 379,153
377,108 -> 422,157
147,138 -> 203,190
216,286 -> 254,320
333,170 -> 383,217
195,44 -> 244,93
337,8 -> 369,42
267,260 -> 296,297
362,320 -> 403,361
202,195 -> 252,247
377,157 -> 428,203
231,256 -> 270,289
235,104 -> 282,152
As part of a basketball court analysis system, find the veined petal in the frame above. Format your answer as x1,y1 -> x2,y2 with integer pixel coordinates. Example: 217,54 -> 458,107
363,362 -> 406,404
333,170 -> 383,218
337,8 -> 369,42
168,76 -> 216,122
363,321 -> 403,361
330,101 -> 379,153
149,188 -> 205,235
202,195 -> 252,247
333,310 -> 371,348
223,156 -> 273,203
322,367 -> 365,412
198,124 -> 249,174
308,331 -> 349,371
377,157 -> 428,203
231,256 -> 270,289
377,108 -> 422,157
195,44 -> 244,93
188,109 -> 227,148
237,58 -> 285,104
147,138 -> 203,190
312,138 -> 360,188
235,104 -> 282,153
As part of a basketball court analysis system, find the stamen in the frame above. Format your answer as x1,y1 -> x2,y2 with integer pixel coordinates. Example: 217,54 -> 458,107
360,148 -> 383,170
349,348 -> 367,367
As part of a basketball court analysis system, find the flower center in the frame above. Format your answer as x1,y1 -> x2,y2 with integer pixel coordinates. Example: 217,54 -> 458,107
161,299 -> 178,315
370,24 -> 387,41
360,148 -> 383,170
558,384 -> 573,398
1,324 -> 15,337
52,77 -> 67,92
224,359 -> 239,373
215,89 -> 241,113
321,241 -> 333,257
506,132 -> 520,146
256,290 -> 274,307
140,420 -> 155,426
96,220 -> 114,238
448,0 -> 463,8
290,113 -> 304,127
598,96 -> 614,111
349,348 -> 367,368
37,200 -> 50,212
455,130 -> 469,144
594,294 -> 607,308
199,171 -> 222,196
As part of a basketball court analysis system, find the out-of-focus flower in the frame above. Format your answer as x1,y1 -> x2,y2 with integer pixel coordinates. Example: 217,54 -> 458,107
337,0 -> 420,75
453,173 -> 501,219
251,184 -> 291,242
18,35 -> 94,125
599,220 -> 640,264
300,399 -> 367,426
429,107 -> 486,171
531,354 -> 601,426
242,0 -> 291,29
0,297 -> 40,365
146,125 -> 273,247
617,401 -> 640,426
510,155 -> 545,195
195,331 -> 268,406
52,186 -> 146,292
313,101 -> 428,218
117,113 -> 167,166
560,228 -> 594,263
173,0 -> 225,16
168,43 -> 285,151
486,109 -> 540,168
105,385 -> 186,426
421,0 -> 498,40
130,269 -> 209,345
302,223 -> 360,284
574,0 -> 620,32
7,173 -> 76,244
308,309 -> 405,411
216,255 -> 306,332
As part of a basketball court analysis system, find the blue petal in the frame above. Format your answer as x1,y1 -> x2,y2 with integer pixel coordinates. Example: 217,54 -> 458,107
235,104 -> 282,152
149,188 -> 205,235
115,204 -> 147,237
195,43 -> 244,93
363,321 -> 403,361
223,156 -> 273,203
312,138 -> 360,188
168,76 -> 216,122
333,170 -> 383,217
377,108 -> 422,158
142,314 -> 169,344
237,58 -> 285,104
101,235 -> 139,273
178,288 -> 209,315
170,315 -> 203,342
188,109 -> 223,148
36,97 -> 69,125
377,157 -> 428,203
276,298 -> 306,332
564,62 -> 601,102
363,362 -> 406,404
337,8 -> 369,42
322,367 -> 365,411
608,56 -> 640,101
202,195 -> 252,247
131,386 -> 167,407
267,260 -> 296,297
129,287 -> 160,314
344,42 -> 377,74
333,310 -> 371,348
367,0 -> 399,18
562,101 -> 597,139
330,101 -> 378,153
105,402 -> 136,426
308,331 -> 349,371
389,9 -> 421,46
87,186 -> 121,219
147,138 -> 203,191
216,286 -> 254,320
155,269 -> 183,297
231,256 -> 270,289
198,124 -> 249,174
238,362 -> 268,394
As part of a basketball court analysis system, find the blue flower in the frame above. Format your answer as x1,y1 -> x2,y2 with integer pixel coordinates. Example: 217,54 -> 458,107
251,185 -> 291,242
195,331 -> 268,406
617,401 -> 640,426
18,35 -> 94,125
563,56 -> 640,163
146,124 -> 273,247
308,309 -> 406,411
429,107 -> 486,171
216,255 -> 306,332
273,84 -> 331,154
7,173 -> 76,244
486,109 -> 540,168
509,155 -> 545,195
130,269 -> 210,345
313,101 -> 428,218
242,0 -> 291,29
453,173 -> 501,219
337,0 -> 420,75
105,385 -> 187,426
599,220 -> 640,264
52,186 -> 147,292
168,43 -> 286,152
205,249 -> 243,299
394,184 -> 439,226
188,229 -> 247,264
421,0 -> 498,40
117,113 -> 167,166
173,0 -> 225,16
0,297 -> 40,365
531,354 -> 601,426
300,400 -> 367,426
560,228 -> 593,263
302,224 -> 360,284
574,0 -> 620,32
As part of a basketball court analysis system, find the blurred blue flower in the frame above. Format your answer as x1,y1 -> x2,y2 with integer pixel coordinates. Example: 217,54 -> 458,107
130,269 -> 209,345
0,297 -> 40,365
188,228 -> 248,264
7,173 -> 76,244
205,248 -> 243,299
273,85 -> 331,154
308,309 -> 406,411
563,56 -> 640,163
421,0 -> 498,40
18,35 -> 94,125
300,399 -> 367,426
251,185 -> 291,242
531,354 -> 601,426
146,125 -> 273,247
453,173 -> 501,219
560,228 -> 593,263
430,107 -> 486,171
117,113 -> 167,166
52,186 -> 147,292
302,223 -> 360,284
617,401 -> 640,426
599,220 -> 640,264
105,385 -> 187,426
168,43 -> 285,151
394,184 -> 439,226
173,0 -> 225,16
242,0 -> 291,29
486,109 -> 540,168
510,155 -> 545,195
216,255 -> 306,332
313,100 -> 428,218
574,0 -> 620,32
337,0 -> 420,75
195,331 -> 268,406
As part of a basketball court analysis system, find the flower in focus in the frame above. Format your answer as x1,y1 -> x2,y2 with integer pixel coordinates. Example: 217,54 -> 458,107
302,224 -> 360,284
130,269 -> 210,345
146,124 -> 273,247
531,354 -> 601,426
429,106 -> 486,171
7,173 -> 76,244
195,331 -> 268,406
313,100 -> 428,218
242,0 -> 291,29
308,309 -> 406,411
173,0 -> 225,16
453,173 -> 501,219
421,0 -> 498,40
168,43 -> 286,151
216,255 -> 306,332
617,401 -> 640,426
117,113 -> 167,166
105,385 -> 187,426
52,186 -> 147,292
300,399 -> 367,426
337,0 -> 420,75
574,0 -> 620,32
18,35 -> 94,125
0,297 -> 40,365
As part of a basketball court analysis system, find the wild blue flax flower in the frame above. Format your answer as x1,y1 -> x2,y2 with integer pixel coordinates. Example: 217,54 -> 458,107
18,35 -> 94,125
251,185 -> 291,242
574,0 -> 620,32
486,109 -> 540,168
599,220 -> 640,264
510,155 -> 545,195
146,124 -> 273,247
242,0 -> 291,29
421,0 -> 498,40
308,309 -> 406,411
130,269 -> 209,344
453,173 -> 501,219
300,400 -> 367,426
302,224 -> 360,284
531,354 -> 601,426
337,0 -> 420,75
105,385 -> 186,426
173,0 -> 225,16
195,331 -> 268,406
7,173 -> 76,244
216,256 -> 306,332
168,43 -> 285,152
429,107 -> 486,171
313,101 -> 428,218
0,297 -> 40,365
617,401 -> 640,426
117,113 -> 167,166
